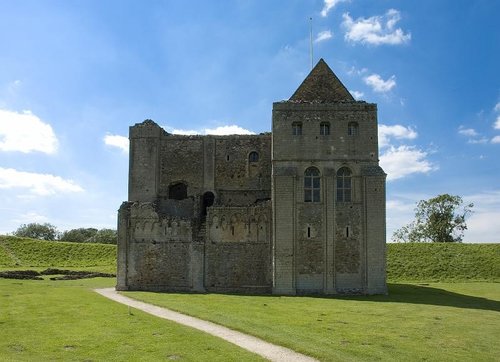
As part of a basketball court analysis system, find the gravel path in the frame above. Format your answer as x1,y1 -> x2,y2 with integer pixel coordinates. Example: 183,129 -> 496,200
95,288 -> 318,362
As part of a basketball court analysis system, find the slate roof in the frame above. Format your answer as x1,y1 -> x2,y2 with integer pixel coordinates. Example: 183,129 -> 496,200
289,58 -> 355,103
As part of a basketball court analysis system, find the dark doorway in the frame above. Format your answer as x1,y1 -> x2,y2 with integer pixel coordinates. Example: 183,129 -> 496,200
169,182 -> 187,200
202,191 -> 215,216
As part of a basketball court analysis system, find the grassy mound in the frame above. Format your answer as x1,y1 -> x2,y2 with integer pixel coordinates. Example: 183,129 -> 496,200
0,236 -> 116,272
1,235 -> 499,282
387,243 -> 500,282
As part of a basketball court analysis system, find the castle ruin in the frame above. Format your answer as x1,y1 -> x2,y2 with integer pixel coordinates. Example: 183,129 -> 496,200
117,59 -> 387,295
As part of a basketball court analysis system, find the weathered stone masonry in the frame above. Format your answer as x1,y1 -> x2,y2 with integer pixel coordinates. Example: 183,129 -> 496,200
117,59 -> 387,295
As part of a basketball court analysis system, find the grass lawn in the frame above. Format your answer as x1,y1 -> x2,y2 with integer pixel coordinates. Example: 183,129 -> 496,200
124,283 -> 500,361
0,277 -> 263,361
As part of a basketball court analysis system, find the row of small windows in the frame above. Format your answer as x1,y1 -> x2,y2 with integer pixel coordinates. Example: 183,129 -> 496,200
292,122 -> 359,136
304,167 -> 352,203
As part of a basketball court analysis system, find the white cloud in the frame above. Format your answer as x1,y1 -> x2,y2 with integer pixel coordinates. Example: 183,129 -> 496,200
458,126 -> 478,137
104,134 -> 129,153
13,212 -> 49,224
347,66 -> 367,76
0,167 -> 83,196
314,30 -> 333,43
364,73 -> 396,93
350,90 -> 364,100
468,137 -> 488,144
342,9 -> 411,45
380,145 -> 436,181
378,124 -> 417,148
321,0 -> 349,17
204,125 -> 254,135
493,115 -> 500,130
166,125 -> 255,136
494,102 -> 500,113
491,135 -> 500,144
0,109 -> 58,154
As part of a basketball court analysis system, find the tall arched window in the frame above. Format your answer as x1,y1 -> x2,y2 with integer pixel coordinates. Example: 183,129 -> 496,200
304,167 -> 320,202
336,167 -> 352,202
320,122 -> 330,135
348,122 -> 359,136
248,151 -> 259,162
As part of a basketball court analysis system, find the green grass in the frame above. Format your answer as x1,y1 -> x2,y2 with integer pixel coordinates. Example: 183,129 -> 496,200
0,236 -> 116,273
125,283 -> 500,361
1,236 -> 500,360
387,243 -> 500,282
0,277 -> 263,361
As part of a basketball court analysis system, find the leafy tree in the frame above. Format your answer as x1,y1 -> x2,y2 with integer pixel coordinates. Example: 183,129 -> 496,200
60,227 -> 117,244
60,228 -> 98,243
13,223 -> 59,241
94,228 -> 117,244
392,194 -> 474,243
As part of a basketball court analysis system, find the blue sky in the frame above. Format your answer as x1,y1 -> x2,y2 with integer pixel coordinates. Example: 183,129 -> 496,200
0,0 -> 499,242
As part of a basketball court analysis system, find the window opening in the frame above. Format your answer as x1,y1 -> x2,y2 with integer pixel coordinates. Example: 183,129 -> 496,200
336,167 -> 352,202
226,155 -> 230,161
292,122 -> 302,135
307,226 -> 311,238
201,191 -> 215,216
348,122 -> 359,136
168,182 -> 187,200
346,226 -> 349,238
304,167 -> 320,202
320,122 -> 330,135
248,151 -> 259,162
231,226 -> 235,236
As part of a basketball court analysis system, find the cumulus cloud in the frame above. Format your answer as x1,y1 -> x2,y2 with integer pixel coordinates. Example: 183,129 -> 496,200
378,124 -> 417,148
0,167 -> 83,196
458,127 -> 478,137
380,145 -> 436,181
314,30 -> 333,43
350,90 -> 364,100
494,116 -> 500,130
494,102 -> 500,113
342,9 -> 411,45
104,134 -> 129,153
166,125 -> 255,136
0,109 -> 58,154
321,0 -> 349,17
363,74 -> 396,93
491,135 -> 500,144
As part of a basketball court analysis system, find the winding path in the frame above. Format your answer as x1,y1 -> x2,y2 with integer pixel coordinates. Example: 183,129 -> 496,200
95,288 -> 318,362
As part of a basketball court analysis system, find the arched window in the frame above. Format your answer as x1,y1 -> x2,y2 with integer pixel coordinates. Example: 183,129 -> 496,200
304,167 -> 320,202
292,122 -> 302,135
348,122 -> 359,136
248,151 -> 259,162
168,182 -> 187,200
336,167 -> 352,202
320,122 -> 330,135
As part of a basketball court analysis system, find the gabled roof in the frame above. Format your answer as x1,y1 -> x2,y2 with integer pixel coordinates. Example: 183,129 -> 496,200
289,58 -> 354,102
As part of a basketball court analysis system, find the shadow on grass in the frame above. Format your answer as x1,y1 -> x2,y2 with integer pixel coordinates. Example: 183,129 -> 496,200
129,283 -> 500,313
331,283 -> 500,312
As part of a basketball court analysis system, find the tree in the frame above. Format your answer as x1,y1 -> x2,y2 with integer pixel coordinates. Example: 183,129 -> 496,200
94,229 -> 117,244
392,194 -> 473,243
13,223 -> 59,241
60,228 -> 98,243
60,227 -> 117,244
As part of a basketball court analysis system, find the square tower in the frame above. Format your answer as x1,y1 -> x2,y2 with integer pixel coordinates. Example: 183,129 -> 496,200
272,59 -> 387,294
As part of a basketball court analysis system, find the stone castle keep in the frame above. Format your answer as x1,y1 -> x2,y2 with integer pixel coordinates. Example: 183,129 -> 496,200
117,59 -> 387,295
